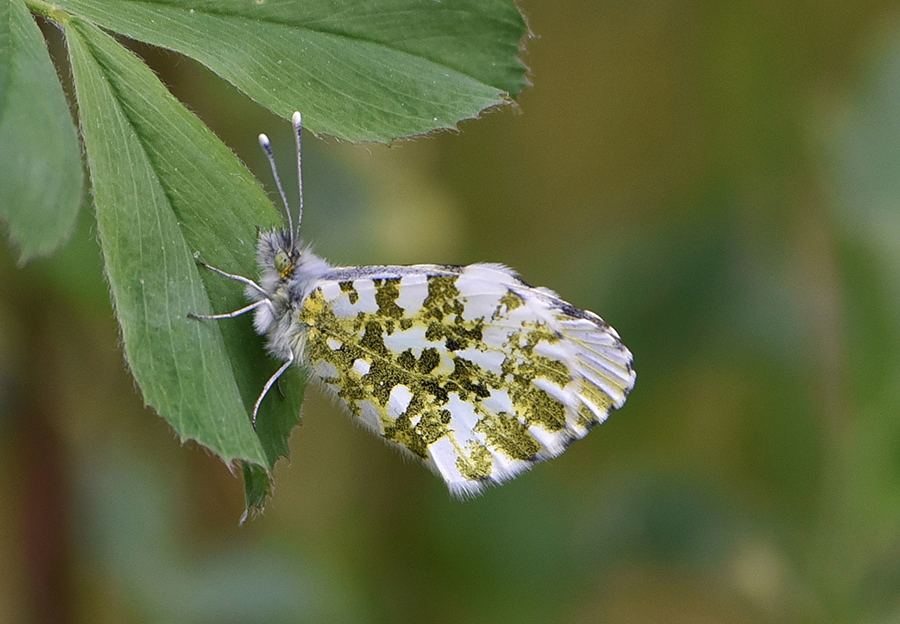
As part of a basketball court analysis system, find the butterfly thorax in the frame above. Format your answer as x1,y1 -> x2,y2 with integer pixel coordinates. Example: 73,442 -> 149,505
250,228 -> 330,361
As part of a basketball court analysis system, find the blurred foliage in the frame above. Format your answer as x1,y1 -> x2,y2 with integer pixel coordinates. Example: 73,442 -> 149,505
4,1 -> 900,623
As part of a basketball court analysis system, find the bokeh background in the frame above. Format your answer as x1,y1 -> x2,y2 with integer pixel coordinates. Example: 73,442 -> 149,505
4,1 -> 900,622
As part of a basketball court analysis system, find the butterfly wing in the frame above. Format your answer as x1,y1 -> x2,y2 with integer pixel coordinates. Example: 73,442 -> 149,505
296,263 -> 635,497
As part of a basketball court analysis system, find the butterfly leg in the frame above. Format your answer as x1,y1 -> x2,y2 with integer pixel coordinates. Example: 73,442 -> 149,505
188,299 -> 268,321
188,257 -> 274,320
193,257 -> 270,299
252,352 -> 294,428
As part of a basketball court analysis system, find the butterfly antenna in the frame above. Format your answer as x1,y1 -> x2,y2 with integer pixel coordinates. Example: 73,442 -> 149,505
292,111 -> 304,242
258,131 -> 295,245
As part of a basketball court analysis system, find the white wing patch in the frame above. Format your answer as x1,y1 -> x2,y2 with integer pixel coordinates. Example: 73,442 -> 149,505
296,263 -> 636,497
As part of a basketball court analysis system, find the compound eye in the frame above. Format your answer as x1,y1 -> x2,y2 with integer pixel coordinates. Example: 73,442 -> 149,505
274,250 -> 292,276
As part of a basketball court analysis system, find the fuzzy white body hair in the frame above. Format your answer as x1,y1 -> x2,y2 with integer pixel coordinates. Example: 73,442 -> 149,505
246,229 -> 329,362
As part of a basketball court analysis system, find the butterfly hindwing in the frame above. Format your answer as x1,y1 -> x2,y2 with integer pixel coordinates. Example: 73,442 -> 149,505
296,263 -> 635,496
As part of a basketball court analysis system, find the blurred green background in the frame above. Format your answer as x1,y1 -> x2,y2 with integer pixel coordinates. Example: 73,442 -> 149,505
4,1 -> 900,622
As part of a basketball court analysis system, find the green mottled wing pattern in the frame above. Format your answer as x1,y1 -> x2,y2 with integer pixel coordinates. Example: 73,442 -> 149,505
295,263 -> 635,496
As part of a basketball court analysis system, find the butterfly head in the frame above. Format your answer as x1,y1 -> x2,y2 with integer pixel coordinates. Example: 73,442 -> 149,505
254,227 -> 303,303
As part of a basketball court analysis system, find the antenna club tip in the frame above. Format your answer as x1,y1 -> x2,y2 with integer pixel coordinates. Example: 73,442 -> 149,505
258,133 -> 271,148
292,111 -> 302,128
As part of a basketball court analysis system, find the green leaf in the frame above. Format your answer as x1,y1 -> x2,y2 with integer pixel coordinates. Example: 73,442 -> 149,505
0,0 -> 83,262
54,0 -> 528,142
0,0 -> 10,99
65,17 -> 304,481
241,462 -> 272,524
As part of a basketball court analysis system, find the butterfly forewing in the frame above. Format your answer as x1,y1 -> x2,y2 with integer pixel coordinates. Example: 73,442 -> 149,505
296,262 -> 635,496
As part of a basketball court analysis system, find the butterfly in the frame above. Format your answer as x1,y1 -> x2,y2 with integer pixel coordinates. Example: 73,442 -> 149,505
191,113 -> 636,497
